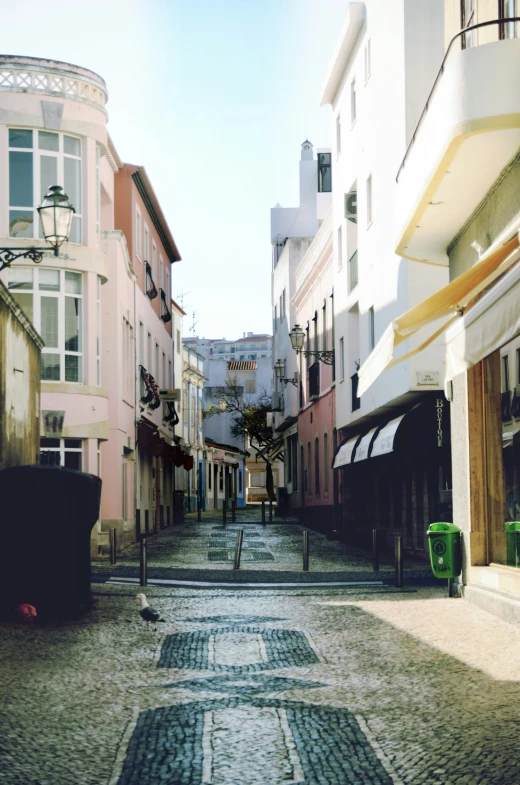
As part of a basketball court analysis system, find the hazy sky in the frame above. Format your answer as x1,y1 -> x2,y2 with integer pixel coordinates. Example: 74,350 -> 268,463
2,0 -> 348,338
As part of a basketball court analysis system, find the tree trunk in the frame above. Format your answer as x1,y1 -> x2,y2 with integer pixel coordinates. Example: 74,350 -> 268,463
265,460 -> 275,501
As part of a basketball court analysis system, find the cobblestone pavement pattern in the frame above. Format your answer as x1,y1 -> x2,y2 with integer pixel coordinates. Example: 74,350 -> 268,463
1,577 -> 519,784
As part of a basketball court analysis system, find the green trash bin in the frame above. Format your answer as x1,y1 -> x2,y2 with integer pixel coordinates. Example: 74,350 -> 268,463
427,523 -> 462,579
505,522 -> 520,567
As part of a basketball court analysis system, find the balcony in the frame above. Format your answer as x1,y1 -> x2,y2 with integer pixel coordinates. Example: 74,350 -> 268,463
145,261 -> 158,300
160,288 -> 171,322
396,21 -> 520,266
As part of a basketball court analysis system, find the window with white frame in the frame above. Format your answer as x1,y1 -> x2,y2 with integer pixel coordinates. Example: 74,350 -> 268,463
8,267 -> 83,382
369,306 -> 375,351
122,317 -> 133,402
155,342 -> 159,380
340,337 -> 345,381
364,39 -> 371,83
351,79 -> 357,125
96,276 -> 102,386
8,128 -> 82,243
95,145 -> 100,246
366,174 -> 373,226
162,352 -> 166,389
245,379 -> 256,394
136,208 -> 142,259
144,225 -> 149,263
336,114 -> 341,156
40,437 -> 83,469
165,265 -> 170,300
159,256 -> 164,292
139,322 -> 144,368
147,332 -> 152,370
322,300 -> 327,351
152,242 -> 158,283
337,225 -> 343,270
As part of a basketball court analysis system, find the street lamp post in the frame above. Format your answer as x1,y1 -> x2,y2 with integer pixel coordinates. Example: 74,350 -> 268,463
0,185 -> 75,272
289,323 -> 334,365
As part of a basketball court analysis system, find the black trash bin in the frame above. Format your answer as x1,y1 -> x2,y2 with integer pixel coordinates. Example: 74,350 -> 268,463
0,465 -> 101,618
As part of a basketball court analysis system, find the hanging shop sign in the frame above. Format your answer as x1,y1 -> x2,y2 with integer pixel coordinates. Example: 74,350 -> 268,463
184,454 -> 194,472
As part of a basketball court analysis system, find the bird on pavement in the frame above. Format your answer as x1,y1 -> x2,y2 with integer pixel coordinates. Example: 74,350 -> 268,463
134,593 -> 165,631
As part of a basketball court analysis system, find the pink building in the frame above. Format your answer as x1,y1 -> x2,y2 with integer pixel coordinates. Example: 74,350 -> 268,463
292,210 -> 337,533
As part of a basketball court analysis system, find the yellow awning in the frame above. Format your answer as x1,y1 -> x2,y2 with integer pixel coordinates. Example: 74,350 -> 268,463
357,234 -> 520,397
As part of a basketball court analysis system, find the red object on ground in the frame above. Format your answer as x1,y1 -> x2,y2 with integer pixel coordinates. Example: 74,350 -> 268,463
12,603 -> 37,622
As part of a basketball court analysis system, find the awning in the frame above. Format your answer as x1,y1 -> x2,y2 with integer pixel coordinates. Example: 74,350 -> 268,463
332,436 -> 361,469
268,437 -> 285,462
353,427 -> 380,462
357,234 -> 520,397
370,415 -> 406,458
445,254 -> 520,382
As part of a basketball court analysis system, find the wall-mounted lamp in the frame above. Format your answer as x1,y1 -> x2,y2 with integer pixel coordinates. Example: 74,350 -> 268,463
289,324 -> 334,365
274,358 -> 297,388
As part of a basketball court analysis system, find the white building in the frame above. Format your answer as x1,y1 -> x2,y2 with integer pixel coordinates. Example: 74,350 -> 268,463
185,333 -> 272,362
271,141 -> 332,514
321,1 -> 452,555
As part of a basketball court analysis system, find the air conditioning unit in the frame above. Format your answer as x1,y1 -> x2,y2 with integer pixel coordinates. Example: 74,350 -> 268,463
345,191 -> 357,224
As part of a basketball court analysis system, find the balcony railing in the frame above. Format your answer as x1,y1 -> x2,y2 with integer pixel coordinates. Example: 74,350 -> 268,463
348,250 -> 358,291
397,18 -> 520,183
140,365 -> 161,410
160,288 -> 172,322
145,261 -> 158,300
351,372 -> 361,412
308,361 -> 320,400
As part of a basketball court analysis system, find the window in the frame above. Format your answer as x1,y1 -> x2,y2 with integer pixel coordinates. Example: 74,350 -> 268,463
136,208 -> 142,259
245,380 -> 256,394
162,352 -> 166,389
155,342 -> 159,380
177,329 -> 181,354
122,460 -> 128,519
337,225 -> 343,270
139,322 -> 144,368
274,304 -> 278,331
160,256 -> 164,292
144,225 -> 149,262
164,264 -> 170,301
238,470 -> 243,493
95,146 -> 100,246
122,318 -> 133,402
282,289 -> 286,319
40,437 -> 82,470
366,174 -> 373,226
279,294 -> 283,322
208,465 -> 212,490
219,465 -> 224,491
336,114 -> 341,156
307,442 -> 312,495
290,434 -> 298,492
318,153 -> 332,193
8,129 -> 82,243
315,437 -> 320,497
461,0 -> 475,48
351,79 -> 357,125
313,311 -> 318,352
96,277 -> 102,386
340,337 -> 345,381
324,433 -> 329,495
500,0 -> 518,38
169,359 -> 172,388
147,332 -> 152,371
8,267 -> 83,382
502,355 -> 510,392
365,39 -> 371,83
322,300 -> 327,351
152,242 -> 157,283
369,306 -> 375,351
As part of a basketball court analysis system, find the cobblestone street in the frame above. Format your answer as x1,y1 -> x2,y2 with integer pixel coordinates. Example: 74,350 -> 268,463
0,512 -> 518,784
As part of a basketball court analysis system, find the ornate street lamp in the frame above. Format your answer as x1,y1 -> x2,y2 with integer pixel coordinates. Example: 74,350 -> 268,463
0,185 -> 75,272
274,357 -> 297,388
289,323 -> 334,365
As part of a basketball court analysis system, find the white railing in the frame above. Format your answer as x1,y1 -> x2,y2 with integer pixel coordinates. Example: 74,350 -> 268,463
0,64 -> 107,109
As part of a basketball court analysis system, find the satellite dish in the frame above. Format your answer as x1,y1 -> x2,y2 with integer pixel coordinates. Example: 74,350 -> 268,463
345,191 -> 357,224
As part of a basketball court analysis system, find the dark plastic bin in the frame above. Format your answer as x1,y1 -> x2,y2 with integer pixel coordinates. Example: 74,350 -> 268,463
0,465 -> 101,618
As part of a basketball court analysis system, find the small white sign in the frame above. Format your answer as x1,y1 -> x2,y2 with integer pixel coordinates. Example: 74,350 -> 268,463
416,371 -> 439,386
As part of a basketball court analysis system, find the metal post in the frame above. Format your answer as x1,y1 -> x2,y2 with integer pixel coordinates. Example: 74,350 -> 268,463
394,535 -> 403,588
447,578 -> 453,598
261,500 -> 266,524
269,500 -> 273,523
303,530 -> 309,572
139,537 -> 148,587
372,528 -> 379,572
232,499 -> 236,522
233,529 -> 244,570
223,500 -> 227,525
110,527 -> 117,565
197,500 -> 201,522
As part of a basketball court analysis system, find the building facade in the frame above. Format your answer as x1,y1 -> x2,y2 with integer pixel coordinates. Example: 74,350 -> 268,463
321,1 -> 452,556
390,0 -> 520,621
183,345 -> 206,511
184,333 -> 272,363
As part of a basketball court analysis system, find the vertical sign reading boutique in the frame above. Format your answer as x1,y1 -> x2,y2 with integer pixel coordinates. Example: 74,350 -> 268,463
436,398 -> 444,447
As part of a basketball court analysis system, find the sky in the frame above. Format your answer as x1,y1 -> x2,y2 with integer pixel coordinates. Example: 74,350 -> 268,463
1,0 -> 349,338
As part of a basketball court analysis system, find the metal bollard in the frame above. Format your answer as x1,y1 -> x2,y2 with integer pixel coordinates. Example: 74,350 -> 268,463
372,528 -> 379,572
110,527 -> 117,565
233,529 -> 244,570
303,530 -> 310,572
232,500 -> 236,522
261,501 -> 266,524
139,537 -> 148,587
447,578 -> 453,598
394,535 -> 403,588
197,500 -> 202,522
269,500 -> 273,523
223,501 -> 227,525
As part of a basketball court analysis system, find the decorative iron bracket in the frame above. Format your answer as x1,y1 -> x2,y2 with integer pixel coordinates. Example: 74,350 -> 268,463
0,247 -> 46,273
280,377 -> 298,388
302,350 -> 335,366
